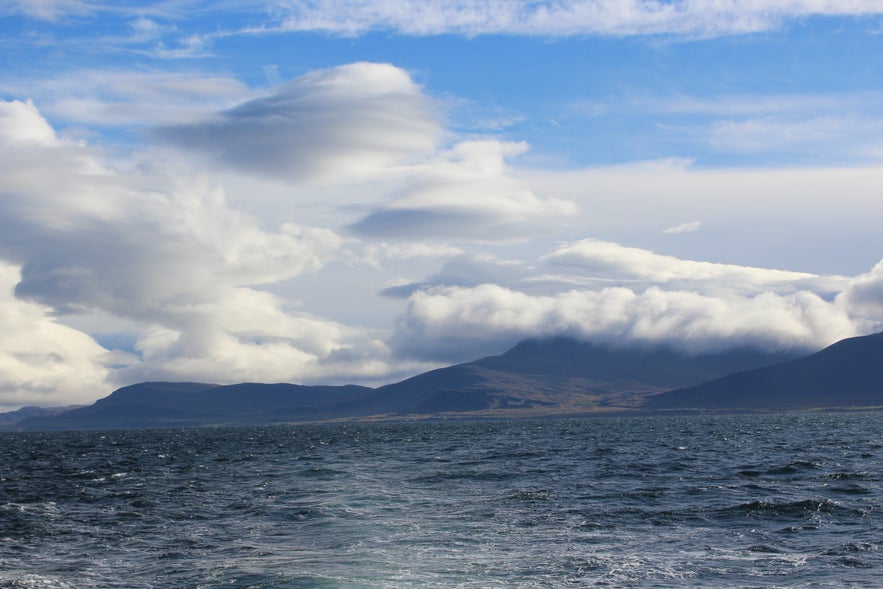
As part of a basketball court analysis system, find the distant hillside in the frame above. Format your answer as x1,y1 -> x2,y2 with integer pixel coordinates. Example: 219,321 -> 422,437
18,382 -> 375,430
0,405 -> 84,427
8,337 -> 799,431
646,331 -> 883,411
359,338 -> 799,417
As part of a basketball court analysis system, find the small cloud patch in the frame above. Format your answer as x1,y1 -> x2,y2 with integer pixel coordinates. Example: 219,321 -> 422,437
663,220 -> 702,234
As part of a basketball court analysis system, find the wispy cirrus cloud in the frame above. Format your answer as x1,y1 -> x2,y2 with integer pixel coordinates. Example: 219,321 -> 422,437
3,0 -> 98,20
13,1 -> 883,38
1,70 -> 258,129
653,92 -> 883,117
267,0 -> 883,38
708,115 -> 883,159
566,91 -> 883,163
543,239 -> 844,295
3,0 -> 247,21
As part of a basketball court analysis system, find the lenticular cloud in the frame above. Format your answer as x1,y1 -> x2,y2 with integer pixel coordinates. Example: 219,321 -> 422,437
543,239 -> 836,295
348,140 -> 576,242
155,62 -> 442,182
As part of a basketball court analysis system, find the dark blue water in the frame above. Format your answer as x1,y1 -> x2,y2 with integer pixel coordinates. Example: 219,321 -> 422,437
2,413 -> 882,588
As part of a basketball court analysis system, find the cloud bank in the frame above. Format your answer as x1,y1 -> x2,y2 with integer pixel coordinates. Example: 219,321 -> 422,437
392,283 -> 862,363
388,237 -> 879,362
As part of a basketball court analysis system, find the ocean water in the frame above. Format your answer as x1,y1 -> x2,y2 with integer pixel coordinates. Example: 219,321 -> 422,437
2,413 -> 882,588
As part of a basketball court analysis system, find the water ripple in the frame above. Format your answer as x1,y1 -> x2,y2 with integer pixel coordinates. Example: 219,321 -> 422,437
1,413 -> 882,588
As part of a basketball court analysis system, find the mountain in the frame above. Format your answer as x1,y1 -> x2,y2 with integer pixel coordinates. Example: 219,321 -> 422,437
19,381 -> 375,430
0,404 -> 84,427
646,331 -> 883,411
357,338 -> 799,417
10,337 -> 797,430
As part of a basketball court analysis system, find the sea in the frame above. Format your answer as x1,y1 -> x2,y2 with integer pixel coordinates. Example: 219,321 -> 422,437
2,412 -> 883,588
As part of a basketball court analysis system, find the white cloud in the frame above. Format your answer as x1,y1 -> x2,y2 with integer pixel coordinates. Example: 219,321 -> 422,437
0,99 -> 386,407
0,154 -> 339,315
150,65 -> 570,245
380,252 -> 531,299
654,92 -> 883,117
4,0 -> 221,21
156,62 -> 443,182
128,16 -> 163,40
116,287 -> 400,387
567,91 -> 883,162
3,0 -> 96,20
149,33 -> 216,59
663,220 -> 702,234
517,160 -> 883,276
837,260 -> 883,320
0,261 -> 113,411
10,1 -> 883,37
1,71 -> 258,128
543,238 -> 839,295
348,139 -> 577,241
392,282 -> 862,362
270,0 -> 883,38
0,119 -> 338,304
384,233 -> 883,363
0,99 -> 58,145
667,93 -> 883,161
708,116 -> 883,157
2,49 -> 882,412
360,242 -> 464,271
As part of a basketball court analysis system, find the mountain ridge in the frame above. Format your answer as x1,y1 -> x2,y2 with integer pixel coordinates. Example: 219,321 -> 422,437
646,331 -> 883,411
6,332 -> 882,431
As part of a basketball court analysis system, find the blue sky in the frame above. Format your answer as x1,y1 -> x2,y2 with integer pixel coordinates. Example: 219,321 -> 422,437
6,6 -> 883,168
1,1 -> 883,409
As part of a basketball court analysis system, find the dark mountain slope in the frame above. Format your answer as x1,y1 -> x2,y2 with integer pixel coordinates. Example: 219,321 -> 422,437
646,331 -> 883,411
474,337 -> 793,385
11,337 -> 803,430
0,405 -> 84,427
350,337 -> 799,416
21,381 -> 374,430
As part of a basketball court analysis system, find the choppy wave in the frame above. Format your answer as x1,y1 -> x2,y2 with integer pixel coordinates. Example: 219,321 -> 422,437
2,413 -> 883,587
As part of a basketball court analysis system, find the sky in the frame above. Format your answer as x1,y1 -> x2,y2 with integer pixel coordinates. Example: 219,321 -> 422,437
1,0 -> 883,411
